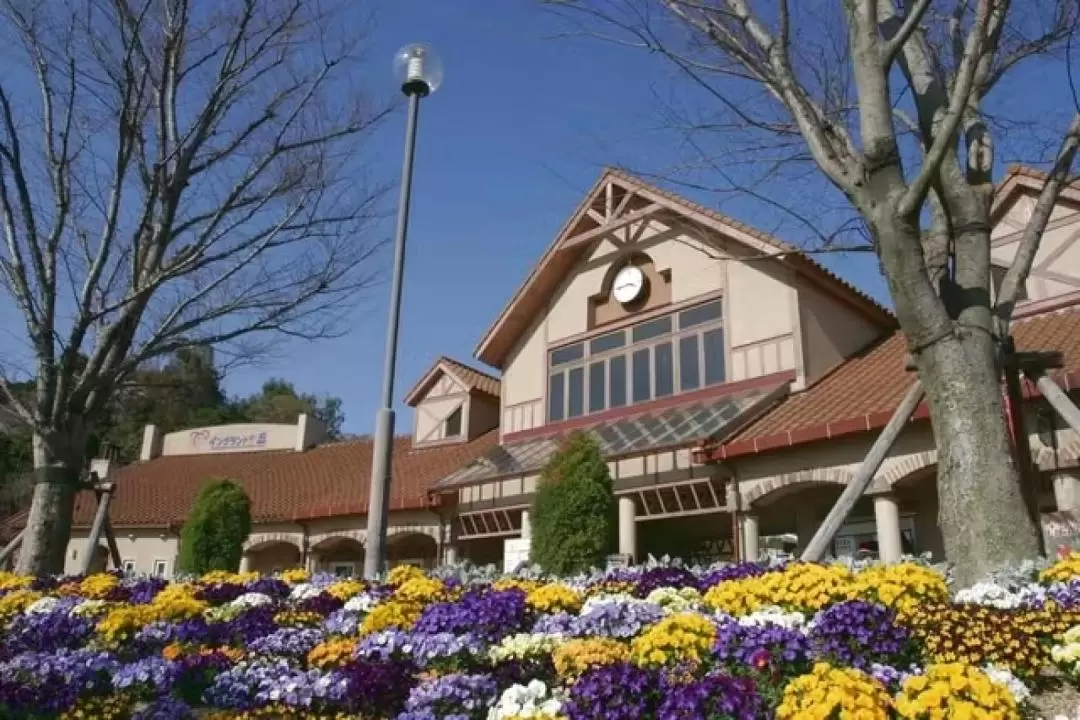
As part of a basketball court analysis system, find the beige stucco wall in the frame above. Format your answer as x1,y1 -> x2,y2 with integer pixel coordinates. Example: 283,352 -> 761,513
991,193 -> 1080,304
468,394 -> 500,440
66,528 -> 179,577
797,279 -> 884,386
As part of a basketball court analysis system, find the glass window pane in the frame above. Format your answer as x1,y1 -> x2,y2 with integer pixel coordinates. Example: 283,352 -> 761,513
588,361 -> 606,413
632,348 -> 651,403
632,316 -> 672,343
609,355 -> 627,408
680,335 -> 701,392
679,300 -> 723,329
704,328 -> 726,385
654,342 -> 674,397
551,343 -> 584,367
548,373 -> 565,421
590,331 -> 626,355
568,367 -> 585,418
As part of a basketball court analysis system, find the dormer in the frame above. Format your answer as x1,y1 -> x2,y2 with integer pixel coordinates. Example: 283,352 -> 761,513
405,357 -> 501,446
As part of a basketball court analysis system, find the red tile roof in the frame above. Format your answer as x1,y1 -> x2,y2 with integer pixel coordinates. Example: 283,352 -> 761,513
705,307 -> 1080,459
51,430 -> 499,529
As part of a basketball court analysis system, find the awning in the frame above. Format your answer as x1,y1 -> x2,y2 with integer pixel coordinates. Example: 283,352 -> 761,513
434,382 -> 788,492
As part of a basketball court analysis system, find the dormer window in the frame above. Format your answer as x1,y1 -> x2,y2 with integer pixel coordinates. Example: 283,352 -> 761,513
445,408 -> 462,438
991,264 -> 1028,303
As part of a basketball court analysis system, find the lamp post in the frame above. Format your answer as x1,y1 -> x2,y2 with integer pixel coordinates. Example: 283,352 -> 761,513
364,44 -> 444,580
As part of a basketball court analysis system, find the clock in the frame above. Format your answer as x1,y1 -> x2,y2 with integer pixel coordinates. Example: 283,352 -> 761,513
612,264 -> 646,304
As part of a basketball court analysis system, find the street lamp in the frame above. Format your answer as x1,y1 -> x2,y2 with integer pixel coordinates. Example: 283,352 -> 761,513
364,44 -> 443,580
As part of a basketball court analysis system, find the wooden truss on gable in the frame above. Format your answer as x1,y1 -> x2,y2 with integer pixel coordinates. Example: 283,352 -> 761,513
559,176 -> 666,252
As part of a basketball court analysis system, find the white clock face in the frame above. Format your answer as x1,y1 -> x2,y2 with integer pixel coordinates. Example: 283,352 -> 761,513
612,265 -> 645,304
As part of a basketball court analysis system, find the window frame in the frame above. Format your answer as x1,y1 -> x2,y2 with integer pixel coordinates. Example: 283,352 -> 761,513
444,406 -> 463,437
546,298 -> 725,422
152,559 -> 168,578
122,559 -> 137,575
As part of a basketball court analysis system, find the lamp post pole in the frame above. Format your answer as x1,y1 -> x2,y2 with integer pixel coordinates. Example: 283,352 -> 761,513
364,46 -> 441,580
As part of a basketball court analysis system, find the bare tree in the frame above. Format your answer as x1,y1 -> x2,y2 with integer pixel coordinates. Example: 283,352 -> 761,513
0,0 -> 390,574
550,0 -> 1080,584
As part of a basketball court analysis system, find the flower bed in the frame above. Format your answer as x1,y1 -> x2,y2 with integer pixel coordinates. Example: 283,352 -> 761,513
2,556 -> 1080,719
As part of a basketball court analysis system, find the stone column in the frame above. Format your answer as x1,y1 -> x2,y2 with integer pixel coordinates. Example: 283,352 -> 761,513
1053,471 -> 1080,511
741,514 -> 760,562
618,496 -> 637,561
443,545 -> 459,566
520,509 -> 532,541
873,493 -> 903,564
239,554 -> 252,574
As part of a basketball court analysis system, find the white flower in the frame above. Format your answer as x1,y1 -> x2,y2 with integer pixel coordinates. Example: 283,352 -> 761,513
740,606 -> 807,630
289,583 -> 323,601
488,680 -> 565,720
645,587 -> 702,613
489,633 -> 565,663
954,581 -> 1024,609
983,664 -> 1030,704
231,592 -> 272,608
343,593 -> 377,614
70,599 -> 104,616
25,597 -> 61,615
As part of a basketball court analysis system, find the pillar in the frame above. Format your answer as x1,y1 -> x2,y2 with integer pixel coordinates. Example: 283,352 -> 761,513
741,514 -> 760,562
520,509 -> 532,541
239,554 -> 252,574
618,496 -> 637,561
874,493 -> 903,564
443,545 -> 459,566
1053,471 -> 1080,511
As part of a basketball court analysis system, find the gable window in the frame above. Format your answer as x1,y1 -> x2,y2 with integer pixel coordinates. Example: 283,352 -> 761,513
445,407 -> 463,437
547,299 -> 725,422
991,264 -> 1028,303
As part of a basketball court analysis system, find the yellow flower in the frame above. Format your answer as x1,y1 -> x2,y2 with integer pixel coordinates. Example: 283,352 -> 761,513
584,580 -> 636,597
58,694 -> 129,719
852,563 -> 948,619
703,563 -> 853,615
97,604 -> 158,645
325,579 -> 365,601
777,662 -> 891,720
526,583 -> 583,614
386,563 -> 426,586
360,600 -> 421,634
149,583 -> 207,620
630,612 -> 716,668
1042,552 -> 1080,583
199,570 -> 259,585
0,571 -> 32,591
895,663 -> 1020,719
393,576 -> 447,605
77,573 -> 120,599
280,568 -> 310,585
308,637 -> 357,669
494,578 -> 544,594
0,589 -> 41,624
552,638 -> 630,678
273,609 -> 324,627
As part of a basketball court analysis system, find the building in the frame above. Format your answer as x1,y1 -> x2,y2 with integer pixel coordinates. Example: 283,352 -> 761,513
9,166 -> 1080,576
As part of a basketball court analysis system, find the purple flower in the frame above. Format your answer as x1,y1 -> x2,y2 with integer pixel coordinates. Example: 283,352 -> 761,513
564,663 -> 662,720
196,583 -> 247,605
0,648 -> 119,715
126,577 -> 170,605
657,672 -> 761,720
297,592 -> 345,616
1,607 -> 93,657
572,599 -> 665,639
713,620 -> 811,674
397,672 -> 497,720
355,630 -> 484,670
204,658 -> 349,711
634,568 -> 699,598
224,605 -> 279,643
1045,580 -> 1080,609
808,600 -> 913,670
325,609 -> 361,636
532,611 -> 577,636
131,696 -> 196,719
698,563 -> 771,591
248,627 -> 326,657
244,577 -> 291,599
339,658 -> 415,717
414,589 -> 528,642
113,657 -> 181,694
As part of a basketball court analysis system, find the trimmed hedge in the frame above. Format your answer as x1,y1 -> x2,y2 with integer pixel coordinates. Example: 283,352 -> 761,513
178,479 -> 252,575
530,433 -> 616,574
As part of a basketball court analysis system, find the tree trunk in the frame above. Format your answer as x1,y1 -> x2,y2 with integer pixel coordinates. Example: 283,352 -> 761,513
916,328 -> 1042,587
14,434 -> 81,576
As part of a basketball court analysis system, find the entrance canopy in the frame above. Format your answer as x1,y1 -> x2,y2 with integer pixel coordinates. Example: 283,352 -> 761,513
434,383 -> 788,492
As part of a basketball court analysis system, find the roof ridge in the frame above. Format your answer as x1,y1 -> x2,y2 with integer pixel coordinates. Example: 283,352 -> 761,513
439,355 -> 501,384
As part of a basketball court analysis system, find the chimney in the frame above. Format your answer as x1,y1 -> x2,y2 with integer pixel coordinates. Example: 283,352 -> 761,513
140,424 -> 163,461
295,413 -> 327,451
89,457 -> 116,482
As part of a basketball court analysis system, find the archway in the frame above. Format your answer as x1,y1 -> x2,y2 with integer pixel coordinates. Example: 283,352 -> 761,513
387,532 -> 438,570
310,536 -> 364,578
243,540 -> 302,575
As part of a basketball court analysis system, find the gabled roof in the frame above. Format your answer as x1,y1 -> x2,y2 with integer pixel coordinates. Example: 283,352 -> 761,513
992,165 -> 1080,220
8,430 -> 499,530
474,168 -> 896,369
404,356 -> 501,407
708,305 -> 1080,459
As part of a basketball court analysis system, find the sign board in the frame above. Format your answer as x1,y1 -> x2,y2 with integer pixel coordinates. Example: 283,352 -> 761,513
190,428 -> 269,452
606,553 -> 633,570
833,536 -> 857,558
503,538 -> 530,573
162,423 -> 298,456
1043,510 -> 1080,559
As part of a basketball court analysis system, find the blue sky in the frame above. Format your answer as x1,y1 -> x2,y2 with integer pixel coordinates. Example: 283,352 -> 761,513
1,0 -> 1072,435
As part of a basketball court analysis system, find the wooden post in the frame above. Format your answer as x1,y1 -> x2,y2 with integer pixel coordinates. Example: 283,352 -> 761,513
0,530 -> 24,568
103,519 -> 123,571
1001,338 -> 1045,553
80,482 -> 115,575
801,381 -> 924,562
